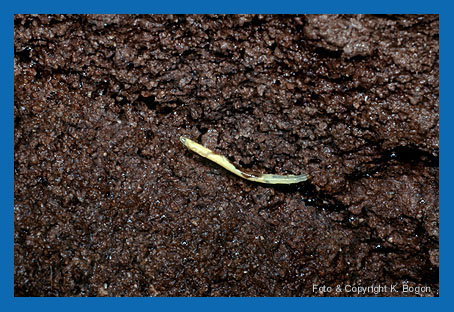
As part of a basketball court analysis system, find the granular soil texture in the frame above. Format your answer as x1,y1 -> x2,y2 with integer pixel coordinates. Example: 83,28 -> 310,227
14,14 -> 439,297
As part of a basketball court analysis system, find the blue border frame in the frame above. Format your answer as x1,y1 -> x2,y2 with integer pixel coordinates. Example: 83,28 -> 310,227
5,1 -> 448,311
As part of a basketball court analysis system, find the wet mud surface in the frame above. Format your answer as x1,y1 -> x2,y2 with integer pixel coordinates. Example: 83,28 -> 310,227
14,15 -> 439,296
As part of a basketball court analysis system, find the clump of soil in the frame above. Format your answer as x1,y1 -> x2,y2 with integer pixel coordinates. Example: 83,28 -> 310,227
14,14 -> 438,296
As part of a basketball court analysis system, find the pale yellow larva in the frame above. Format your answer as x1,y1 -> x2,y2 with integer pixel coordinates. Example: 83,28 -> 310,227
180,136 -> 309,184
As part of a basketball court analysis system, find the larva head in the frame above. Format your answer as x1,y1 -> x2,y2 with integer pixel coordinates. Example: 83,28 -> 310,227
179,136 -> 187,145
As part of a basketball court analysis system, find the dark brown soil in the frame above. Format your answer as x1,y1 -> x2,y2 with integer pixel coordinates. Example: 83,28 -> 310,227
14,14 -> 439,297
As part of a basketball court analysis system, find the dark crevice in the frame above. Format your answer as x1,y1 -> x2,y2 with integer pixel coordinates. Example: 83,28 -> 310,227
345,144 -> 438,181
239,160 -> 257,170
179,48 -> 197,58
136,94 -> 157,110
15,46 -> 33,63
313,46 -> 343,59
136,147 -> 152,160
117,97 -> 129,106
260,181 -> 348,214
386,145 -> 438,167
198,126 -> 208,135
